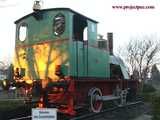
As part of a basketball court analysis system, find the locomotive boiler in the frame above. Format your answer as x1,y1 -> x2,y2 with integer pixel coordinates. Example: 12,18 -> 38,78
12,5 -> 138,116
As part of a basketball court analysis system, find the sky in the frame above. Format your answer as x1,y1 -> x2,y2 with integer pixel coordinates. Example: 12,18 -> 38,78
0,0 -> 160,62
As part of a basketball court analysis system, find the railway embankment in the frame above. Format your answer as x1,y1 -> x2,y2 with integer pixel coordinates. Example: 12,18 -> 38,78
0,100 -> 29,119
0,90 -> 30,120
138,83 -> 160,120
0,84 -> 159,120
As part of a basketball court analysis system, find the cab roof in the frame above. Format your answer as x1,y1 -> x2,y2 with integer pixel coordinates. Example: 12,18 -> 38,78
14,8 -> 98,24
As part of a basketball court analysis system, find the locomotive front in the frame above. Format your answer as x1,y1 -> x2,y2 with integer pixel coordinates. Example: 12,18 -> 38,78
14,12 -> 69,85
13,8 -> 76,115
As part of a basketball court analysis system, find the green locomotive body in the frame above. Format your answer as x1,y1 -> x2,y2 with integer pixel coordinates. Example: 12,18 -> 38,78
14,8 -> 110,81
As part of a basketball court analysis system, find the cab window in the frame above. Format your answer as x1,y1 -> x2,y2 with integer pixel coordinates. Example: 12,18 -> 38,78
18,23 -> 28,41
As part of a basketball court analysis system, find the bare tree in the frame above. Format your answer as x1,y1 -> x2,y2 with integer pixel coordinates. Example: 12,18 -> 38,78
0,61 -> 6,70
118,37 -> 160,82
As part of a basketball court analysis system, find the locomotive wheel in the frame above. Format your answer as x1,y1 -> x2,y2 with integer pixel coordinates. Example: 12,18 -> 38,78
88,88 -> 103,113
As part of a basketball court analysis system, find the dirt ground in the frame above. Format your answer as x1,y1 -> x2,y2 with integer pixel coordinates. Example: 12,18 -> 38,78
132,102 -> 152,120
133,114 -> 152,120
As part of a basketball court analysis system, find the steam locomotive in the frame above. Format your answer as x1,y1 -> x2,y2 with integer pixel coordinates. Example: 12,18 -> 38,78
12,4 -> 138,116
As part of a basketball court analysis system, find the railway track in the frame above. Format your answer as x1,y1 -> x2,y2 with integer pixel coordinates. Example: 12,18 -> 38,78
10,100 -> 143,120
10,116 -> 31,120
70,101 -> 143,120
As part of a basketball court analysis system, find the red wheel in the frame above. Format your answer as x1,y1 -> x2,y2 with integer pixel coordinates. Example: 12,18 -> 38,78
89,88 -> 103,113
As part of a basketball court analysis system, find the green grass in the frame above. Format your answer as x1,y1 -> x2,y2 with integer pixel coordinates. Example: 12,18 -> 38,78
141,84 -> 160,120
152,95 -> 160,120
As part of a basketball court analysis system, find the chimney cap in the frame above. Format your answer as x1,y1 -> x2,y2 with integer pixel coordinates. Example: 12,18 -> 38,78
98,34 -> 104,39
33,0 -> 43,11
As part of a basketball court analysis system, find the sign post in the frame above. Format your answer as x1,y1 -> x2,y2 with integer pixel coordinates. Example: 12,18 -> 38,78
32,108 -> 57,120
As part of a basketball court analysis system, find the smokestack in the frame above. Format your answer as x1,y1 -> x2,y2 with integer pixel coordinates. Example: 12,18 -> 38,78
33,0 -> 41,11
107,33 -> 113,55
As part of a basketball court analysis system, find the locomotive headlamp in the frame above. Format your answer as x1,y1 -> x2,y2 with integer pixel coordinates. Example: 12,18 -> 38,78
2,80 -> 6,87
2,80 -> 10,90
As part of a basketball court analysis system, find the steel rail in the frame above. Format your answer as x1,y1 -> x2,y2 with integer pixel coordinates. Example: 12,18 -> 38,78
10,116 -> 31,120
9,101 -> 143,120
70,101 -> 143,120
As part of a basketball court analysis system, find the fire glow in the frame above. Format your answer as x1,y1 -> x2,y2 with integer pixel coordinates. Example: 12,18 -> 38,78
14,41 -> 68,88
